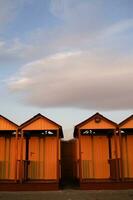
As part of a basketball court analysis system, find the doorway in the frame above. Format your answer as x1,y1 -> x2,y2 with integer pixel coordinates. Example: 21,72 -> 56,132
61,140 -> 78,189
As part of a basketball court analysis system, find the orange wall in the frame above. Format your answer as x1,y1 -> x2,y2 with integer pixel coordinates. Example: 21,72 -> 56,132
119,118 -> 133,178
22,136 -> 58,180
0,137 -> 16,180
111,135 -> 120,159
80,118 -> 116,130
0,117 -> 17,130
120,118 -> 133,129
80,135 -> 110,179
20,116 -> 61,181
22,118 -> 59,130
121,135 -> 133,178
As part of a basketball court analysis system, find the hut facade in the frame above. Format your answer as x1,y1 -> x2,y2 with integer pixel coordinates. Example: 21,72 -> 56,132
119,115 -> 133,180
74,113 -> 120,188
18,113 -> 63,188
0,115 -> 18,181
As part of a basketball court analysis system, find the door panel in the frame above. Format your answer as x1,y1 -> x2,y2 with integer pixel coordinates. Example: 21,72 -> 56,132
0,137 -> 16,180
27,137 -> 57,180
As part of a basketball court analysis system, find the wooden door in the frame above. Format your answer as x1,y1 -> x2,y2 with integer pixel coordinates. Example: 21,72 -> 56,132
122,135 -> 133,178
0,137 -> 16,180
81,135 -> 110,179
25,136 -> 57,180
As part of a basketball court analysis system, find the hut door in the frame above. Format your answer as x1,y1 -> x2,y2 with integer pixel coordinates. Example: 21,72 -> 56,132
81,135 -> 110,179
27,137 -> 57,181
28,137 -> 41,179
0,136 -> 16,180
122,135 -> 133,178
93,136 -> 110,179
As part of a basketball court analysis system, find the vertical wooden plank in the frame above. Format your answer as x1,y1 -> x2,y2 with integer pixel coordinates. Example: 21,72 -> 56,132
20,130 -> 24,183
5,137 -> 10,179
43,137 -> 45,179
108,135 -> 112,159
15,129 -> 18,182
124,135 -> 129,177
56,129 -> 59,182
78,129 -> 82,182
114,129 -> 119,181
58,138 -> 61,179
91,135 -> 95,178
119,129 -> 124,181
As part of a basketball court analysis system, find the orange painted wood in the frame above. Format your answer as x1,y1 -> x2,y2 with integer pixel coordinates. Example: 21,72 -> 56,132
80,117 -> 116,130
80,135 -> 110,179
119,130 -> 124,181
113,130 -> 119,180
0,116 -> 17,130
22,118 -> 59,131
119,116 -> 133,179
0,137 -> 17,180
21,136 -> 58,180
78,129 -> 82,183
121,135 -> 133,178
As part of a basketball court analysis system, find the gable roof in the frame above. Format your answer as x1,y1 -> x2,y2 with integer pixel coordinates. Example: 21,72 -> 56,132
19,113 -> 63,138
119,115 -> 133,128
74,112 -> 118,137
0,114 -> 18,129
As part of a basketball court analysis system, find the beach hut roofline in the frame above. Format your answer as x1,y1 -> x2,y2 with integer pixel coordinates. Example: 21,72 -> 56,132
73,112 -> 118,137
119,115 -> 133,127
19,113 -> 63,138
0,114 -> 18,129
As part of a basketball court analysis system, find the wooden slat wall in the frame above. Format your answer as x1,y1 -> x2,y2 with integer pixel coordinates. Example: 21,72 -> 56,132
44,137 -> 57,180
111,136 -> 120,159
22,118 -> 58,130
80,119 -> 115,130
0,117 -> 17,130
119,117 -> 133,179
26,137 -> 57,180
0,137 -> 16,180
80,135 -> 110,179
122,135 -> 133,178
81,136 -> 93,179
93,136 -> 110,179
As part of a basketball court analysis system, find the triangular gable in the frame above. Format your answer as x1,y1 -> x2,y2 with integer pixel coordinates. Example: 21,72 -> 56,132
19,113 -> 63,137
119,115 -> 133,129
74,113 -> 117,137
0,115 -> 18,130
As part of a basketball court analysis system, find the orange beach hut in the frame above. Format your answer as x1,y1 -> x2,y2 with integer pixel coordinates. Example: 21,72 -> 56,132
74,113 -> 120,187
0,115 -> 18,181
119,115 -> 133,180
18,113 -> 63,188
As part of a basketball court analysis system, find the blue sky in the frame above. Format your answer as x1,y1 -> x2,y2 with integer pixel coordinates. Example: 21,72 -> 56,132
0,0 -> 133,139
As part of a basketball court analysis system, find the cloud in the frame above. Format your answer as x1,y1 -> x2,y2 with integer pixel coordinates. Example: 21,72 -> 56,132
5,0 -> 133,110
1,0 -> 133,65
0,0 -> 27,30
9,49 -> 133,110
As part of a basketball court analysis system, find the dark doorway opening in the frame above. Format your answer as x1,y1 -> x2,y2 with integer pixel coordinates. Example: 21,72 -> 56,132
60,140 -> 79,189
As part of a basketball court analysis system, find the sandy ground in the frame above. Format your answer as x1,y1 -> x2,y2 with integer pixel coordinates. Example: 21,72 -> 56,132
0,190 -> 133,200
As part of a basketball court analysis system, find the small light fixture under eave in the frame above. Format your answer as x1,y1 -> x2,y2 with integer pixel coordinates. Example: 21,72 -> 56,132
120,130 -> 125,134
41,132 -> 45,135
48,131 -> 54,135
12,131 -> 16,135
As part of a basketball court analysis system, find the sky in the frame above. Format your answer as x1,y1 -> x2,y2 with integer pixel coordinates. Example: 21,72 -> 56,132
0,0 -> 133,139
